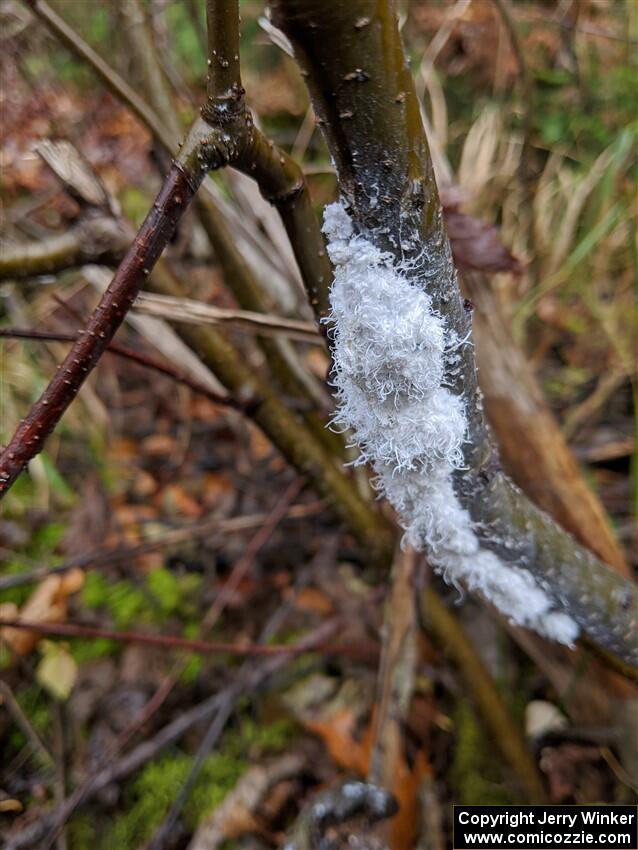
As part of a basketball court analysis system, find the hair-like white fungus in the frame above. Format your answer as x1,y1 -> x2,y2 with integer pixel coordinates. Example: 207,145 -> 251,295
323,201 -> 579,645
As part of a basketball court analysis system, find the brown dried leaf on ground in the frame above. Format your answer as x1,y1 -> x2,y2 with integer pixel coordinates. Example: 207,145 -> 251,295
0,567 -> 84,656
284,661 -> 427,850
283,674 -> 374,777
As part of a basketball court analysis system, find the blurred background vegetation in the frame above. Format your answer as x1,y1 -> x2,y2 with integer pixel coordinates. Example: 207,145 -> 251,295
0,1 -> 636,848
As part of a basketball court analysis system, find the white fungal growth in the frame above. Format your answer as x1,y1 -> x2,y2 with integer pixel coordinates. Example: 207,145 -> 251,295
323,202 -> 579,645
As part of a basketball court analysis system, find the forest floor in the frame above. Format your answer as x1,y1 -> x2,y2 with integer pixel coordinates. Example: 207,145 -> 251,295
1,1 -> 636,849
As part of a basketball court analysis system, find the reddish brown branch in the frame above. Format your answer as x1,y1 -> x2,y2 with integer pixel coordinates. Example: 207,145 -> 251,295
0,163 -> 201,497
0,618 -> 377,660
0,327 -> 236,408
199,477 -> 305,633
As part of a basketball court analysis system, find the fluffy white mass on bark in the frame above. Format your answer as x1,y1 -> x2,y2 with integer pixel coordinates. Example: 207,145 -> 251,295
322,201 -> 579,645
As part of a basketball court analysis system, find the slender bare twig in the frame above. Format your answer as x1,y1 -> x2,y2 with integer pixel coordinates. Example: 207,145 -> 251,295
0,617 -> 374,660
0,144 -> 208,496
0,680 -> 55,769
205,0 -> 240,102
146,541 -> 322,850
199,477 -> 305,633
201,0 -> 333,318
0,500 -> 326,591
0,327 -> 236,408
132,292 -> 321,343
44,543 -> 336,850
6,690 -> 233,850
24,1 -> 340,454
148,681 -> 240,850
108,477 -> 307,770
50,703 -> 68,850
0,0 -> 330,499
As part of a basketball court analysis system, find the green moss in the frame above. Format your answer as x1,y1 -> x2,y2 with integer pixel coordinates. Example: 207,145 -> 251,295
96,716 -> 296,849
82,568 -> 203,630
105,579 -> 149,628
452,702 -> 513,806
70,637 -> 120,664
81,571 -> 110,608
31,521 -> 67,554
67,813 -> 96,850
101,749 -> 241,848
236,716 -> 296,756
147,567 -> 202,618
146,567 -> 182,615
82,573 -> 149,628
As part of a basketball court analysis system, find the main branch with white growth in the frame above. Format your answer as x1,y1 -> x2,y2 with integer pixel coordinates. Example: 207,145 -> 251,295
323,201 -> 579,645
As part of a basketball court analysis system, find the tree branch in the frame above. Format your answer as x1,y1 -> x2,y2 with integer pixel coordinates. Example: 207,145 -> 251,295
0,147 -> 208,496
236,129 -> 333,317
21,0 -> 304,316
0,327 -> 236,408
0,617 -> 369,659
0,0 -> 333,496
0,217 -> 129,279
205,0 -> 241,102
6,122 -> 390,563
200,0 -> 333,319
270,0 -> 638,666
117,0 -> 339,451
463,270 -> 629,576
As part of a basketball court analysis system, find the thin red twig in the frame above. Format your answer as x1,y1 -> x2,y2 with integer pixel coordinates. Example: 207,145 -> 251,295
0,163 -> 202,498
0,618 -> 378,660
0,500 -> 327,592
200,476 -> 305,632
0,327 -> 236,408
